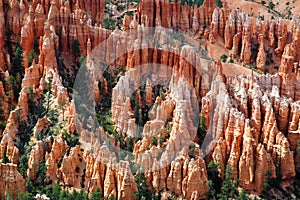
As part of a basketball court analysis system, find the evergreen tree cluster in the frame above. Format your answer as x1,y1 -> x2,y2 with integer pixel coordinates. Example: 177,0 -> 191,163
4,24 -> 25,101
131,84 -> 166,129
27,38 -> 40,67
207,162 -> 251,200
103,18 -> 117,31
17,184 -> 103,200
217,165 -> 240,199
134,173 -> 155,200
180,0 -> 205,7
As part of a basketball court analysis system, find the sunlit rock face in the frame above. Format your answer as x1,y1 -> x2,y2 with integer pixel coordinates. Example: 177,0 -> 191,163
0,0 -> 300,199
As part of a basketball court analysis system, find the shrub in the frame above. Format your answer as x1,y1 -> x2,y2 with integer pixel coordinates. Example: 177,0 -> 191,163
151,136 -> 158,146
103,18 -> 116,31
17,192 -> 34,200
216,0 -> 223,8
108,194 -> 115,200
166,121 -> 172,136
220,54 -> 228,62
63,131 -> 80,148
0,122 -> 6,132
237,189 -> 250,200
189,145 -> 196,158
268,1 -> 275,9
167,193 -> 179,200
208,160 -> 220,172
196,0 -> 205,7
79,54 -> 86,66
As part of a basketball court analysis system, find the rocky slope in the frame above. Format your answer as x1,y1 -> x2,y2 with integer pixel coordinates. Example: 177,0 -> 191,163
0,0 -> 299,199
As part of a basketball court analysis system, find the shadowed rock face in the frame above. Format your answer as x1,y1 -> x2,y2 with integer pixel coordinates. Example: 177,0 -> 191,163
0,0 -> 5,71
0,0 -> 299,199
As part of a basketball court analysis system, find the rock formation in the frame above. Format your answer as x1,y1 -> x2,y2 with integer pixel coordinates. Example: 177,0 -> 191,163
0,0 -> 5,71
0,0 -> 299,199
0,163 -> 25,199
256,34 -> 267,71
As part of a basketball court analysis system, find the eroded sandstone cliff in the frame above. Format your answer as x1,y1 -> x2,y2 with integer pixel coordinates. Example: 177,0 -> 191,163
0,0 -> 299,199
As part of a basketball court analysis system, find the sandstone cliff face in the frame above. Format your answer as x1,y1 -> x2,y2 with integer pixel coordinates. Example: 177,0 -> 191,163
2,0 -> 106,58
256,34 -> 267,71
0,0 -> 299,199
21,14 -> 35,68
27,141 -> 45,180
202,72 -> 297,194
288,101 -> 300,171
45,135 -> 67,182
136,1 -> 300,101
58,145 -> 84,187
138,0 -> 215,32
110,53 -> 208,199
0,0 -> 5,71
0,163 -> 25,199
0,81 -> 9,121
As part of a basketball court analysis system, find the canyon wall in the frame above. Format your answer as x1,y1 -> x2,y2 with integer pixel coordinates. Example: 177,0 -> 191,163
0,0 -> 299,199
0,163 -> 25,199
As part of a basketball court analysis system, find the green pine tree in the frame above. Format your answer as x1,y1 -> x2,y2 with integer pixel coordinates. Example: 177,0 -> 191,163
108,194 -> 115,200
217,165 -> 239,200
27,49 -> 36,67
17,192 -> 34,200
91,188 -> 102,200
216,0 -> 223,8
237,189 -> 250,200
206,180 -> 215,199
5,23 -> 13,58
11,46 -> 24,76
26,179 -> 34,193
134,173 -> 153,199
72,39 -> 80,61
79,54 -> 86,66
50,183 -> 62,200
103,18 -> 116,31
59,190 -> 70,200
197,114 -> 207,144
45,76 -> 53,114
36,158 -> 47,186
18,154 -> 28,177
196,0 -> 205,7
